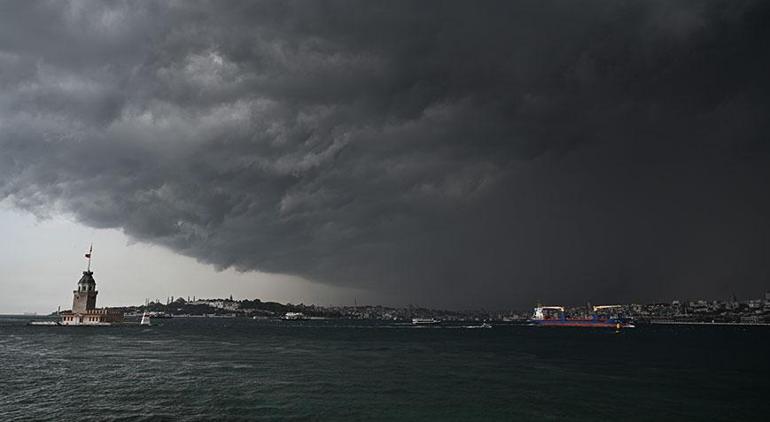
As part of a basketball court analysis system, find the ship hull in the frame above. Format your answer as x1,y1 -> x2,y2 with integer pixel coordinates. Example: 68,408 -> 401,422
529,319 -> 634,328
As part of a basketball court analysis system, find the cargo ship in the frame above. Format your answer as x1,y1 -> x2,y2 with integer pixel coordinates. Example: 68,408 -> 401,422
528,305 -> 635,328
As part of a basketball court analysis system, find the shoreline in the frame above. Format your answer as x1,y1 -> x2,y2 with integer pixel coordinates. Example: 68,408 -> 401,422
649,320 -> 770,327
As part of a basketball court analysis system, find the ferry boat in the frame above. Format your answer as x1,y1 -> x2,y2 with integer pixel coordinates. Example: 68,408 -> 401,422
411,318 -> 441,325
282,312 -> 309,320
528,305 -> 635,329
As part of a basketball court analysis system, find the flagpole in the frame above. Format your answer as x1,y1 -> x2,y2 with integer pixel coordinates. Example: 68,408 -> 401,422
87,244 -> 93,272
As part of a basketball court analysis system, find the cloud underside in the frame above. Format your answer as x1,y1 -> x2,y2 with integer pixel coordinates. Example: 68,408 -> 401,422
1,1 -> 769,306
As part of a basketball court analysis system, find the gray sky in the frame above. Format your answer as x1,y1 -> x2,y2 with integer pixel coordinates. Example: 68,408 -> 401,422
1,1 -> 769,311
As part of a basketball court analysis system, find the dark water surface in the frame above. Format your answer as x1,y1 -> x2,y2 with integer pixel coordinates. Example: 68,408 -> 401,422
1,316 -> 768,421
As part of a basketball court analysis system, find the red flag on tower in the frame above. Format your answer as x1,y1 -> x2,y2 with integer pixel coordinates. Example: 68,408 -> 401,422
85,244 -> 92,259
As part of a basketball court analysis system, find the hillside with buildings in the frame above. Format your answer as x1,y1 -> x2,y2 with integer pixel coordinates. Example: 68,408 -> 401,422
101,292 -> 770,324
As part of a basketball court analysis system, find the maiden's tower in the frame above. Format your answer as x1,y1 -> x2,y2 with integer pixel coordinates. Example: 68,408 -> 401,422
59,245 -> 124,325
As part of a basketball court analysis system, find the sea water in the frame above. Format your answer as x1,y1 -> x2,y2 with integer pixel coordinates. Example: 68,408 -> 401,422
1,316 -> 768,421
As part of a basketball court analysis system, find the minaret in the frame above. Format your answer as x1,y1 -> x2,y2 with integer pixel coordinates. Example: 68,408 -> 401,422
72,245 -> 98,313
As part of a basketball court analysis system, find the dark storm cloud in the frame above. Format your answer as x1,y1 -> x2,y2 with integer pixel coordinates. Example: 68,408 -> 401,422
1,0 -> 769,307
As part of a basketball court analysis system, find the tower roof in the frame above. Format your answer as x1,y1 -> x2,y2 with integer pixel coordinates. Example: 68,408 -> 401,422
78,271 -> 96,286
